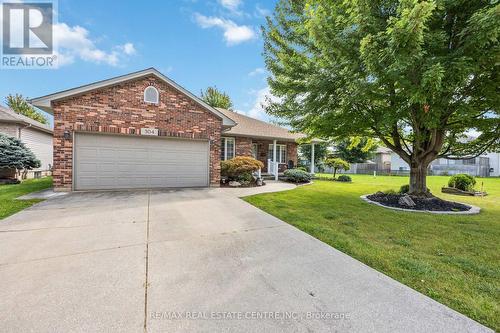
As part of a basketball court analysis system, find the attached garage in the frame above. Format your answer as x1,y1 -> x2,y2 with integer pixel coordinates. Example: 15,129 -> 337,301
74,133 -> 209,190
30,68 -> 237,191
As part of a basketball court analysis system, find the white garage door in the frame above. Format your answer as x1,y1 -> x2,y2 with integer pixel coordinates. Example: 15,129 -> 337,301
74,133 -> 209,190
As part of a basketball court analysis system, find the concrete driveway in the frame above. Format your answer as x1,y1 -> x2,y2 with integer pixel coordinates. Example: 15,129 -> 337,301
0,184 -> 492,333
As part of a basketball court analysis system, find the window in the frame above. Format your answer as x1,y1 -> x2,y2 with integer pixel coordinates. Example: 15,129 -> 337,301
252,143 -> 258,159
462,158 -> 476,165
268,144 -> 287,164
144,86 -> 159,104
221,137 -> 235,161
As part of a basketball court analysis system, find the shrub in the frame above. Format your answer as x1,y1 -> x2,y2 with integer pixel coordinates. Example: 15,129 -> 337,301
399,184 -> 410,194
237,172 -> 254,185
336,175 -> 352,182
448,174 -> 476,191
0,133 -> 40,177
324,157 -> 350,178
398,184 -> 430,194
221,156 -> 264,180
284,168 -> 312,183
296,166 -> 307,172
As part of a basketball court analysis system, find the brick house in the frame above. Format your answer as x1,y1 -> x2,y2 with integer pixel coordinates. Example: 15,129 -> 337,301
31,68 -> 315,191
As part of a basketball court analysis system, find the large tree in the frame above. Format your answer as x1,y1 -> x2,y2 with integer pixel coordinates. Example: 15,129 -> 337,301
201,86 -> 233,110
336,138 -> 378,163
263,0 -> 499,196
6,94 -> 49,125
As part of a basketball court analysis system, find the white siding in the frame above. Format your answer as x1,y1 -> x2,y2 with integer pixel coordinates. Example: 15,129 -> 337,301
486,152 -> 500,177
19,127 -> 53,171
390,153 -> 410,171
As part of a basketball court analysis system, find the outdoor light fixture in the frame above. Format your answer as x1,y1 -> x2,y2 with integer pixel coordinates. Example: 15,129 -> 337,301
63,130 -> 71,140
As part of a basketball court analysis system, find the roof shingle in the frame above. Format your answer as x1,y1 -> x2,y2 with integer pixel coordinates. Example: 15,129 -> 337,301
0,106 -> 53,133
217,108 -> 307,142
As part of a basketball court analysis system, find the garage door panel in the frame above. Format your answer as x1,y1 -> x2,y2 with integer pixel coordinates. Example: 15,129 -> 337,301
74,134 -> 209,190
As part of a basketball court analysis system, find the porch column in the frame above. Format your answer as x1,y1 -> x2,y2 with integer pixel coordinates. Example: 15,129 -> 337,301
310,143 -> 315,174
273,139 -> 278,181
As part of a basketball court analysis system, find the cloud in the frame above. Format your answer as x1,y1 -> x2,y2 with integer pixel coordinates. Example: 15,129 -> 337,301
53,23 -> 135,66
220,0 -> 241,10
248,67 -> 266,76
194,13 -> 256,45
245,86 -> 279,120
219,0 -> 242,12
255,4 -> 271,17
0,6 -> 135,66
121,42 -> 136,55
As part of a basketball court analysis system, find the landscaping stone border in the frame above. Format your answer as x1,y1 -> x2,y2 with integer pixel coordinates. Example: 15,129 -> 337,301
360,194 -> 481,215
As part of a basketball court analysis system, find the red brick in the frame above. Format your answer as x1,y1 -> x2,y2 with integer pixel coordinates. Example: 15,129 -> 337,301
52,75 -> 222,190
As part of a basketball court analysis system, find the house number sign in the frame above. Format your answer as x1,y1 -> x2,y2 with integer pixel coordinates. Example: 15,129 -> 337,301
140,128 -> 159,136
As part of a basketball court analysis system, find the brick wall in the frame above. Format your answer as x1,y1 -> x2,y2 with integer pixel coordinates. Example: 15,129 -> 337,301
52,75 -> 223,190
234,137 -> 253,156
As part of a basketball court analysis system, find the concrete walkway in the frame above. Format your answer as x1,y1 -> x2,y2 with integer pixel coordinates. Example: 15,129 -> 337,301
0,184 -> 492,332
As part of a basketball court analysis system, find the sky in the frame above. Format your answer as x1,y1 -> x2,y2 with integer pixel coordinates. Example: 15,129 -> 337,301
0,0 -> 278,126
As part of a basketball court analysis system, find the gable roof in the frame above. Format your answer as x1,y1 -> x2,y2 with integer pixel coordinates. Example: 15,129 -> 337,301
217,108 -> 316,142
30,68 -> 236,127
0,106 -> 53,134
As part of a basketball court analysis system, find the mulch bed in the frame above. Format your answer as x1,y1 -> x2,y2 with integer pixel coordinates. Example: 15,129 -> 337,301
366,192 -> 471,212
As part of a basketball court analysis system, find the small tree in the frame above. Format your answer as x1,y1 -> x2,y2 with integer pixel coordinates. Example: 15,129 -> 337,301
6,94 -> 49,124
336,138 -> 377,163
201,86 -> 233,110
324,158 -> 350,179
0,133 -> 41,178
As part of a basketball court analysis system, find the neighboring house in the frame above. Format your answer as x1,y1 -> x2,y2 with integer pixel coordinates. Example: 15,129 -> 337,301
319,146 -> 391,175
390,152 -> 491,177
0,106 -> 53,179
31,68 -> 315,191
486,152 -> 500,177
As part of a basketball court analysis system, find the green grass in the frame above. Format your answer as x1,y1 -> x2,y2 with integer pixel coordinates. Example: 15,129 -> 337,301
0,177 -> 53,220
244,175 -> 500,331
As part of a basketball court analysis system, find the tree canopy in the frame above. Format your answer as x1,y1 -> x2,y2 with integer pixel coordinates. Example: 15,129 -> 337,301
201,86 -> 233,110
0,133 -> 41,172
6,94 -> 49,125
263,0 -> 499,195
335,138 -> 378,163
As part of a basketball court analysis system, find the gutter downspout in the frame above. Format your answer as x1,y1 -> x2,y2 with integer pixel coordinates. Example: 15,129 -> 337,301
18,123 -> 32,139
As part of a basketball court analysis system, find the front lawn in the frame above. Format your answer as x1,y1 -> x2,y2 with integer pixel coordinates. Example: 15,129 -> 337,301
244,175 -> 500,331
0,177 -> 53,220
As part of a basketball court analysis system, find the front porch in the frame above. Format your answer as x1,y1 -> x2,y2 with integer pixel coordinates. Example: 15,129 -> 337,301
222,135 -> 318,181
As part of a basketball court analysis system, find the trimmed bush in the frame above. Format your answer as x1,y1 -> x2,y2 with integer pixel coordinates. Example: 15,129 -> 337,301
448,174 -> 476,191
284,168 -> 312,183
221,156 -> 264,180
399,184 -> 410,194
296,166 -> 308,172
336,175 -> 352,182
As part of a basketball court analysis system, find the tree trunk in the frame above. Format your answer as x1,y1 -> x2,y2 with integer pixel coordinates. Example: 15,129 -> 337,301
333,168 -> 337,179
409,162 -> 431,197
